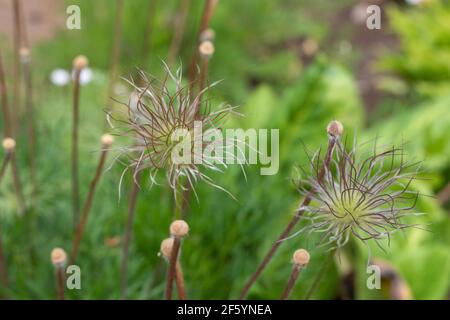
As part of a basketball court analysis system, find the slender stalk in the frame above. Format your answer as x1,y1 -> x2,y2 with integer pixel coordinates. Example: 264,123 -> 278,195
165,236 -> 181,300
11,0 -> 23,136
120,173 -> 141,299
188,0 -> 218,90
438,182 -> 450,204
0,232 -> 8,291
72,68 -> 81,228
239,135 -> 338,300
281,265 -> 302,300
0,153 -> 12,185
168,0 -> 190,65
71,55 -> 88,228
70,135 -> 113,264
0,50 -> 26,215
0,51 -> 12,136
175,261 -> 186,300
55,267 -> 65,300
20,48 -> 37,210
181,41 -> 214,218
105,0 -> 124,117
0,147 -> 12,293
141,0 -> 158,69
194,40 -> 214,117
51,248 -> 67,300
11,153 -> 26,215
304,251 -> 334,300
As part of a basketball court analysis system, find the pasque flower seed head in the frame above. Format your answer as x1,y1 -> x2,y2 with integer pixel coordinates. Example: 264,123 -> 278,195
295,138 -> 422,250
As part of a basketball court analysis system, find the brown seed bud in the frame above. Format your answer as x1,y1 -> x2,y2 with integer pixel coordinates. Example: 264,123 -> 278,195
2,138 -> 16,151
19,47 -> 31,63
327,120 -> 344,138
292,249 -> 310,266
198,40 -> 215,58
199,28 -> 216,42
51,248 -> 67,267
73,55 -> 89,70
160,238 -> 174,259
170,220 -> 189,238
101,134 -> 114,146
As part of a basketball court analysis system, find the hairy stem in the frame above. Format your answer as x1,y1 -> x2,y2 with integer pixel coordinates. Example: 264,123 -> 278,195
141,0 -> 158,68
188,0 -> 218,91
0,153 -> 12,186
21,52 -> 37,210
0,224 -> 8,291
120,174 -> 141,299
165,236 -> 181,300
105,0 -> 124,116
280,265 -> 302,300
239,138 -> 337,299
70,147 -> 109,264
11,0 -> 23,136
168,0 -> 190,65
0,49 -> 26,215
304,251 -> 334,300
55,267 -> 65,300
175,261 -> 186,300
72,69 -> 81,229
0,51 -> 12,136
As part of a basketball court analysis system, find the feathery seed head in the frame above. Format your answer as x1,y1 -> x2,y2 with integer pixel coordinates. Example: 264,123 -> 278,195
2,138 -> 16,151
170,220 -> 189,238
110,65 -> 240,198
51,248 -> 67,268
296,138 -> 422,251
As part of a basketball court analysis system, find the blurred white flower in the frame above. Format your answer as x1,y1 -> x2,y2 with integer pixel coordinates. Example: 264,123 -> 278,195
406,0 -> 423,5
50,69 -> 70,86
72,67 -> 93,85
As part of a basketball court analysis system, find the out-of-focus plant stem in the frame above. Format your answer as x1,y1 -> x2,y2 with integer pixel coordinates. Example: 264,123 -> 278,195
188,0 -> 218,91
168,0 -> 190,66
0,49 -> 26,215
120,173 -> 141,299
280,265 -> 302,300
239,137 -> 337,299
105,0 -> 124,119
72,69 -> 81,229
165,236 -> 181,300
70,142 -> 110,264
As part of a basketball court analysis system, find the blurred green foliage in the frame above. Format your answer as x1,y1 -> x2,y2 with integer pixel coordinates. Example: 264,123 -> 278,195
381,0 -> 450,97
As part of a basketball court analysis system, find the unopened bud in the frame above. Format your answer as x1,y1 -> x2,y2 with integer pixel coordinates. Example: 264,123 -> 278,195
73,55 -> 89,70
327,120 -> 344,138
160,238 -> 174,259
51,248 -> 67,267
199,28 -> 216,42
101,134 -> 114,146
292,249 -> 310,266
199,41 -> 215,58
170,220 -> 189,238
2,138 -> 16,151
